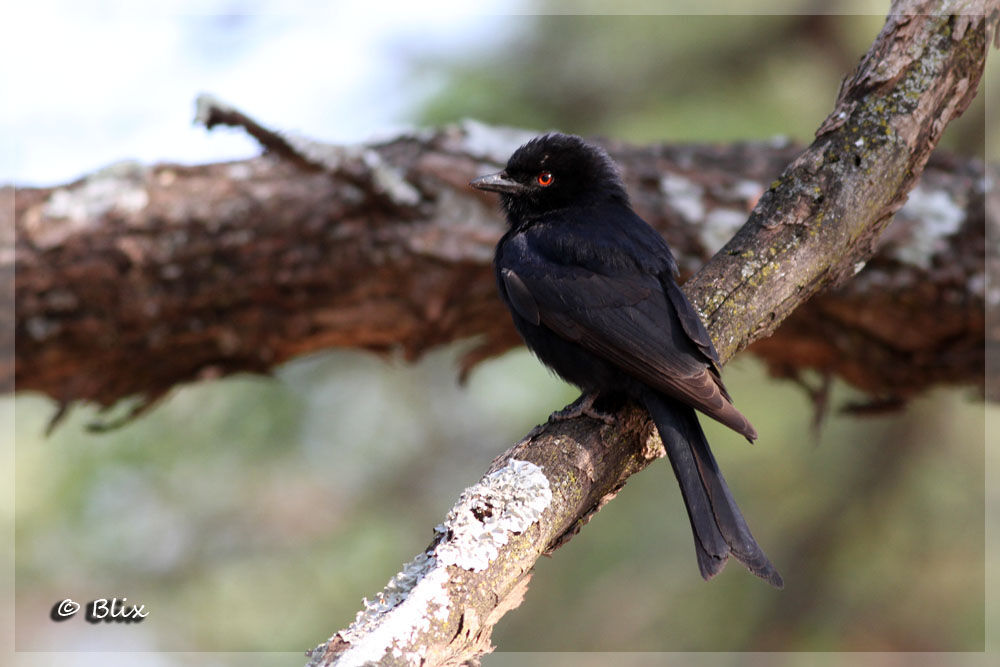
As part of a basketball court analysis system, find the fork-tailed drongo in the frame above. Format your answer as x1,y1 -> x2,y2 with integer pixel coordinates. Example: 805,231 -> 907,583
471,133 -> 782,587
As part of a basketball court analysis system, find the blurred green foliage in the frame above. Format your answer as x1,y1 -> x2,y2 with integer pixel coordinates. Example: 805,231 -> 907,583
417,14 -> 875,144
414,10 -> 990,155
10,7 -> 993,661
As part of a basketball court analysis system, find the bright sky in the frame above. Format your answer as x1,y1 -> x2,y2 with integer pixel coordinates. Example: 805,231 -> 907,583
2,1 -> 513,185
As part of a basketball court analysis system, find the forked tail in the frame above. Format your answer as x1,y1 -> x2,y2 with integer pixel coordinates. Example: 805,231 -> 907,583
642,391 -> 783,588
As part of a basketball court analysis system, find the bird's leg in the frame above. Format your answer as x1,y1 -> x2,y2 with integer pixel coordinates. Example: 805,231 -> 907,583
550,392 -> 616,425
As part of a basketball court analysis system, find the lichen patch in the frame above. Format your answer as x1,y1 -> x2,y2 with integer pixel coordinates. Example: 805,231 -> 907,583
434,459 -> 552,572
458,119 -> 540,165
336,553 -> 450,666
659,172 -> 705,223
894,185 -> 965,269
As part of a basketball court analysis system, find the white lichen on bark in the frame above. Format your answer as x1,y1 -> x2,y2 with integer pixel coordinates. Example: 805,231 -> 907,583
29,161 -> 149,249
325,459 -> 552,664
335,553 -> 450,666
457,119 -> 540,165
893,184 -> 966,269
434,458 -> 552,571
659,172 -> 706,224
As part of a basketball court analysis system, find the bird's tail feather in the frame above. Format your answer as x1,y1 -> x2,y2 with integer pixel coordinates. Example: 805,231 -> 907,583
642,391 -> 783,588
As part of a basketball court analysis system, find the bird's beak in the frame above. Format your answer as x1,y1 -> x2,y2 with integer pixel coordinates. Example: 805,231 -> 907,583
470,171 -> 527,194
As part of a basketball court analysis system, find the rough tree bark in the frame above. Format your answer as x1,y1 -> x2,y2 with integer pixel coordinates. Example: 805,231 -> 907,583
7,121 -> 992,419
297,3 -> 995,666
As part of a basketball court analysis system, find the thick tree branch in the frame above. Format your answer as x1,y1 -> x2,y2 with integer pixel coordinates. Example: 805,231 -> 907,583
305,3 -> 994,665
7,116 -> 991,414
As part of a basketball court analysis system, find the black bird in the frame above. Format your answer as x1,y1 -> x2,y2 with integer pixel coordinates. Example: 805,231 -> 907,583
471,133 -> 782,587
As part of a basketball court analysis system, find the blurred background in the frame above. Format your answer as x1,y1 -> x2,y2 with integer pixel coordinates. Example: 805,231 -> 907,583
4,1 -> 996,665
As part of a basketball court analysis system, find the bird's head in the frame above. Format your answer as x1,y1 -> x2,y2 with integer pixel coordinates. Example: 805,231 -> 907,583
470,133 -> 628,223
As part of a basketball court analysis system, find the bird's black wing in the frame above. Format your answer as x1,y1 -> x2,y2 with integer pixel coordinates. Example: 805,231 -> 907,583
500,230 -> 756,440
662,278 -> 724,380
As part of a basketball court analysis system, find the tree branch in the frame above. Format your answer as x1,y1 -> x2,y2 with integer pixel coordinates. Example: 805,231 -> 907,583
8,91 -> 991,416
304,2 -> 995,664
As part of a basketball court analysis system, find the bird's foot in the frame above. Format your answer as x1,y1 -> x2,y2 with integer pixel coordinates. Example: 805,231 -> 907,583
551,393 -> 616,425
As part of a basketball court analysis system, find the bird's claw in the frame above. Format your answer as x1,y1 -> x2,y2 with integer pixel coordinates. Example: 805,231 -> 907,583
551,393 -> 616,425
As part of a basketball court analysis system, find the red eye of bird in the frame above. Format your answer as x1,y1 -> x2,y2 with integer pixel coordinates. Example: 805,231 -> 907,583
536,171 -> 554,187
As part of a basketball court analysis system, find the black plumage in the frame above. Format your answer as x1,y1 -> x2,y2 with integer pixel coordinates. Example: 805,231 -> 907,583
471,133 -> 782,587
